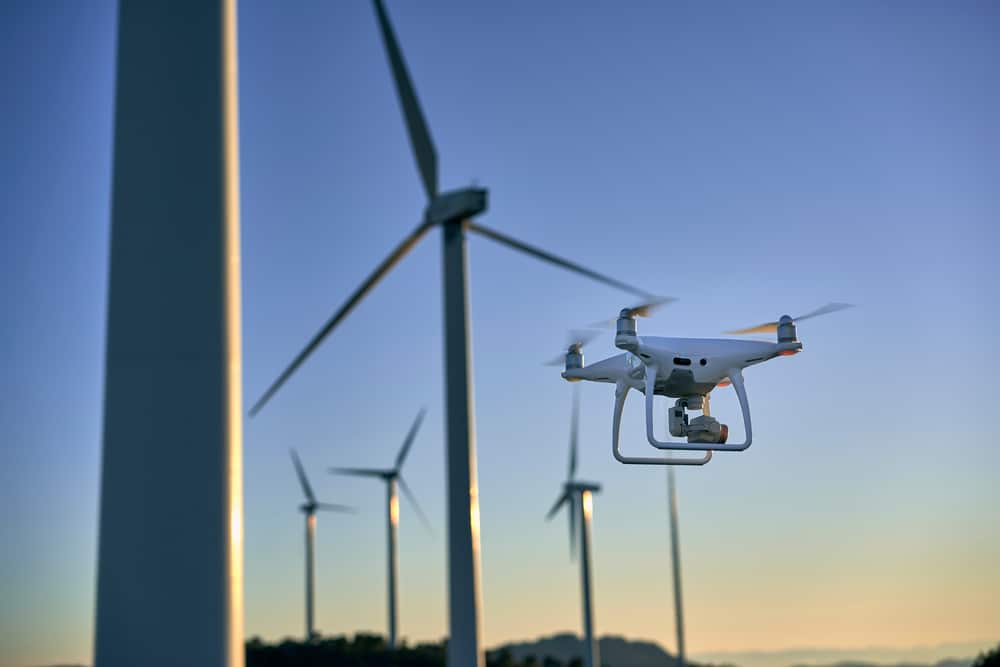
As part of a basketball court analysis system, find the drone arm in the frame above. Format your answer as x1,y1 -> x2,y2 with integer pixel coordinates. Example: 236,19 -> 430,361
612,381 -> 712,466
644,366 -> 752,452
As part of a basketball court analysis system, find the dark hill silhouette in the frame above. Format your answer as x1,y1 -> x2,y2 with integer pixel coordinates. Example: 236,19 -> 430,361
39,638 -> 996,667
244,632 -> 690,666
491,632 -> 690,667
790,659 -> 973,667
972,645 -> 1000,667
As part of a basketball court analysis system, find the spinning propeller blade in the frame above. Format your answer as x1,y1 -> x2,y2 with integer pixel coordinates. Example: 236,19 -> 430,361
588,296 -> 677,328
395,408 -> 427,472
726,302 -> 854,335
466,222 -> 652,299
249,221 -> 434,416
398,475 -> 433,533
290,449 -> 316,503
372,0 -> 437,199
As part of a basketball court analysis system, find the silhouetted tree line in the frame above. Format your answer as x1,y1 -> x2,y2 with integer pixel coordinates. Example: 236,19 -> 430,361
245,634 -> 585,667
972,644 -> 1000,667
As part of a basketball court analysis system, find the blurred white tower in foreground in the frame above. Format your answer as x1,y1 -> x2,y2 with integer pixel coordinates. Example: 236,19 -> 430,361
94,1 -> 244,666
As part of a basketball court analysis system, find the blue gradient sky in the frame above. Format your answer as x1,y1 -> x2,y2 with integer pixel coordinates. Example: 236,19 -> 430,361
1,2 -> 998,666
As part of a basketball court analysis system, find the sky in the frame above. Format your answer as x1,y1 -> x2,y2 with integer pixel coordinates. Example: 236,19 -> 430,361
1,1 -> 999,666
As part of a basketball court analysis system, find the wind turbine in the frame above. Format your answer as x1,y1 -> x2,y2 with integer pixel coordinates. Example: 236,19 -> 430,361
330,408 -> 431,649
290,449 -> 353,641
249,2 -> 653,663
547,385 -> 602,667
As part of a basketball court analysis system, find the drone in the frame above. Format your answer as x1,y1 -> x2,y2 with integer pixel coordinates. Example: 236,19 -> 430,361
552,299 -> 852,466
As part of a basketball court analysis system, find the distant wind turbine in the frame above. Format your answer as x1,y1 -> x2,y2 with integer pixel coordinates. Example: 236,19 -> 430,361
330,408 -> 431,648
290,449 -> 353,641
248,2 -> 654,662
547,385 -> 602,667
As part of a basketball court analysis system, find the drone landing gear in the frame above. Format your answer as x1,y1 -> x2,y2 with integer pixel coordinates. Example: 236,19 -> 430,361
612,381 -> 713,466
644,366 -> 753,452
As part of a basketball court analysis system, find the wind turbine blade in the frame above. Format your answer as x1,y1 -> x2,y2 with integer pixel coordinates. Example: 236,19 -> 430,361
315,502 -> 356,514
249,221 -> 433,416
397,475 -> 433,533
372,0 -> 438,199
395,407 -> 427,471
545,491 -> 570,521
568,385 -> 579,481
329,467 -> 388,478
290,449 -> 315,503
465,222 -> 653,299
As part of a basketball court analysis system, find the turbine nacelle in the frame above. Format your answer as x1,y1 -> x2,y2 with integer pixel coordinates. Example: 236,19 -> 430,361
564,481 -> 602,495
424,187 -> 489,225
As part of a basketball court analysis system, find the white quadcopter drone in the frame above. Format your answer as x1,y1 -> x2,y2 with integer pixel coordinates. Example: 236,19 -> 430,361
553,299 -> 852,466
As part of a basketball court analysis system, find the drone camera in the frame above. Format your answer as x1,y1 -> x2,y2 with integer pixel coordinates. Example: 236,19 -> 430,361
669,397 -> 729,444
687,415 -> 729,444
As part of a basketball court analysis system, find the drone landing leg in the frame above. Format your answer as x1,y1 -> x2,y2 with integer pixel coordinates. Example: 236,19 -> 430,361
644,366 -> 753,452
612,381 -> 712,466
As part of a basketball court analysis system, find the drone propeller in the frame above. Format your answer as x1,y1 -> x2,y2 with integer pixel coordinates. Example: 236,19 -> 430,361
544,329 -> 601,366
588,296 -> 677,328
725,302 -> 854,335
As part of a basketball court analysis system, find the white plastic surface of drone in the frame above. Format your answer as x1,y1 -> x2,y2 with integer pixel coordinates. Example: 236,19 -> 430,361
555,301 -> 852,466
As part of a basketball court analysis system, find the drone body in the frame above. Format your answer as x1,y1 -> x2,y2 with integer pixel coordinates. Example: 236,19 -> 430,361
558,303 -> 850,467
563,335 -> 799,394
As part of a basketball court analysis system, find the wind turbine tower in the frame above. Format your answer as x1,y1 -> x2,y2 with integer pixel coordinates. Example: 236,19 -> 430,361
330,408 -> 431,648
291,449 -> 353,641
94,1 -> 243,665
547,386 -> 602,667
